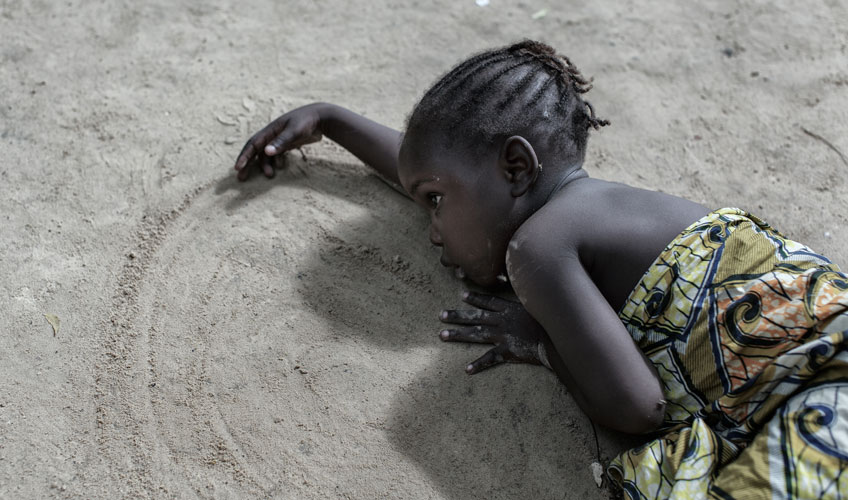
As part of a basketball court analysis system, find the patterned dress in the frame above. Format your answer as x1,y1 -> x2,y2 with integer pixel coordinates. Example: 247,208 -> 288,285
609,208 -> 848,499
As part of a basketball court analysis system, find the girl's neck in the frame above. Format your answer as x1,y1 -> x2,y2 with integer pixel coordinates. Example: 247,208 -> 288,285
543,167 -> 588,204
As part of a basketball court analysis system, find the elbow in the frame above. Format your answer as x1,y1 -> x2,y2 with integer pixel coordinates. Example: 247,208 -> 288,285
624,401 -> 666,435
591,390 -> 666,435
615,372 -> 667,435
620,391 -> 666,434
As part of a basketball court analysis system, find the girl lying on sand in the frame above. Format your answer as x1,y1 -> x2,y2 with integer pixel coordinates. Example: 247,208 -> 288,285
232,40 -> 848,499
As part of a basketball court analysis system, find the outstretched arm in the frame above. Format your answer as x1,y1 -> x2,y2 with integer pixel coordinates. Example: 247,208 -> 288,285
234,103 -> 402,185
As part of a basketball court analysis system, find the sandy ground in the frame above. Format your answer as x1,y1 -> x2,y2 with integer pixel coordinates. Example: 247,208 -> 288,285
1,0 -> 847,498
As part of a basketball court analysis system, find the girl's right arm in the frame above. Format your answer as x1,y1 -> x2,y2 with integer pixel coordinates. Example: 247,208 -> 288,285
234,103 -> 402,185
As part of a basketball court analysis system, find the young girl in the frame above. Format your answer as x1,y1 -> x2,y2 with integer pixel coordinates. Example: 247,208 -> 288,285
233,40 -> 848,499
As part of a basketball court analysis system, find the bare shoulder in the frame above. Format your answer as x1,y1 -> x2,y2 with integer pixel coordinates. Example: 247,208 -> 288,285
506,178 -> 709,307
506,179 -> 610,269
505,187 -> 595,298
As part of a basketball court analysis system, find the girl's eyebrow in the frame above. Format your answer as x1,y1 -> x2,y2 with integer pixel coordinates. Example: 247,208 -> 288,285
409,178 -> 430,196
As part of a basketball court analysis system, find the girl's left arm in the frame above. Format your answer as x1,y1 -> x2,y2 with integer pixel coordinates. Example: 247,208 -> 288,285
505,235 -> 666,434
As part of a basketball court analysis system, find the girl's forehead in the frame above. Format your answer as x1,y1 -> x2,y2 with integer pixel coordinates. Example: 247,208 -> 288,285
400,130 -> 439,159
401,137 -> 472,169
397,153 -> 443,189
399,136 -> 447,173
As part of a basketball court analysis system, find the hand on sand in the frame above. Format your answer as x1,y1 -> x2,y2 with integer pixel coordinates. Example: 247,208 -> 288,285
233,103 -> 325,181
439,291 -> 550,375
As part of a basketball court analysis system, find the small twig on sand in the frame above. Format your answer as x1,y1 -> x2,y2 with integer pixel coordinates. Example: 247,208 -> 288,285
591,420 -> 601,463
801,127 -> 848,167
295,148 -> 310,176
227,255 -> 252,268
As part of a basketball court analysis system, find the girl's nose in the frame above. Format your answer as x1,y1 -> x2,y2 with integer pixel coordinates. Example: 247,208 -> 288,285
429,224 -> 443,246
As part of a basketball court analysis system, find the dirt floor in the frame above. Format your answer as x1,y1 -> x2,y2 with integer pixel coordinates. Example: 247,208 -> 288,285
1,0 -> 847,498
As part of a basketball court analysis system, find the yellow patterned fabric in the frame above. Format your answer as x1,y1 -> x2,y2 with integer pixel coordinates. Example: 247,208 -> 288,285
609,208 -> 848,499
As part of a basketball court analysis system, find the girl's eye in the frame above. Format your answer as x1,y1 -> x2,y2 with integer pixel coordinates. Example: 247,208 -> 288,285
428,194 -> 442,207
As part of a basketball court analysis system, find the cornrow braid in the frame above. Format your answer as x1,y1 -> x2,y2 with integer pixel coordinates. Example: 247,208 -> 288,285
406,39 -> 608,167
512,40 -> 610,130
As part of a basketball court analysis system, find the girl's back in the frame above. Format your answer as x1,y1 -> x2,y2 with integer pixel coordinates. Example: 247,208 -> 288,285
533,176 -> 709,311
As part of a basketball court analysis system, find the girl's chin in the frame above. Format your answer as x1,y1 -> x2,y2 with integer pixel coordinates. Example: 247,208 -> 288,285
463,269 -> 510,289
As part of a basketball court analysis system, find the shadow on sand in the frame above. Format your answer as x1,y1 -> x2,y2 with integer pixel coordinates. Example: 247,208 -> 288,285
215,154 -> 638,498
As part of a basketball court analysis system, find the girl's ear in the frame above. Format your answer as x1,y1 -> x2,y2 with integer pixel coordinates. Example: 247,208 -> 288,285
498,136 -> 539,197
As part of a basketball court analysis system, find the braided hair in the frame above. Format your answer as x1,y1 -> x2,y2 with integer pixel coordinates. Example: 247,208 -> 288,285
405,40 -> 608,168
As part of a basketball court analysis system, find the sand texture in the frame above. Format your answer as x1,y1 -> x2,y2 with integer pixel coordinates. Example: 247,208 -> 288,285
1,0 -> 847,498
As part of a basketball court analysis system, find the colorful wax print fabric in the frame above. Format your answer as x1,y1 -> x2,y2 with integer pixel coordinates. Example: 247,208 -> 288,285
609,208 -> 848,499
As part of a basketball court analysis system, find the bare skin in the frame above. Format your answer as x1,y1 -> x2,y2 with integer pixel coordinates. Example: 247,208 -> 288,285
235,102 -> 401,184
234,102 -> 709,434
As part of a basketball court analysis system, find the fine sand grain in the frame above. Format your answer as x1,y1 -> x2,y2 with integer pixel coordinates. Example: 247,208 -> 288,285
1,1 -> 846,498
